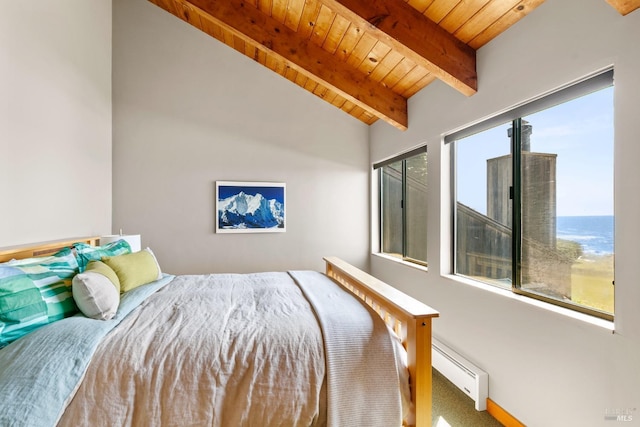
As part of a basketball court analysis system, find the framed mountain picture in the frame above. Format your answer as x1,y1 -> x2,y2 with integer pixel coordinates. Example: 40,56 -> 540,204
215,181 -> 286,233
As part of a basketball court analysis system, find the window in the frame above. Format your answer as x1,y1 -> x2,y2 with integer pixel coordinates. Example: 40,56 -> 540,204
376,147 -> 428,266
451,70 -> 614,320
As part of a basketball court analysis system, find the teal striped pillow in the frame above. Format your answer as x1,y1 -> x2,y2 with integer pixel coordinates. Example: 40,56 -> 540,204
0,248 -> 79,347
74,240 -> 132,273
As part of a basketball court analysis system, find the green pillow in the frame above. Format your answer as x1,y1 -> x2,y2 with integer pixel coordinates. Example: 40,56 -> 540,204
0,267 -> 48,347
72,261 -> 120,320
0,248 -> 79,347
74,240 -> 132,273
102,248 -> 162,293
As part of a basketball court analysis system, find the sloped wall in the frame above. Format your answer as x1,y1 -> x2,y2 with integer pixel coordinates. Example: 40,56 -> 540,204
0,0 -> 112,246
112,0 -> 370,274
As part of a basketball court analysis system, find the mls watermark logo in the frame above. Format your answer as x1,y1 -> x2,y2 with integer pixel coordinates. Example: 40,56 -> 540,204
605,408 -> 636,422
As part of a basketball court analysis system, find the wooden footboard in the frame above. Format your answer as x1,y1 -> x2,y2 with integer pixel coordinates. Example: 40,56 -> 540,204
324,257 -> 439,427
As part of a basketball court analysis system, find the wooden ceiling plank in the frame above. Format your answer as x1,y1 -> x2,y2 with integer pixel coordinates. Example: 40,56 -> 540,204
304,77 -> 319,92
257,49 -> 268,65
245,43 -> 257,60
152,0 -> 179,15
181,0 -> 408,129
271,58 -> 287,76
348,105 -> 367,120
605,0 -> 640,15
424,0 -> 460,23
245,43 -> 267,64
439,0 -> 488,34
354,106 -> 377,123
174,0 -> 205,29
322,13 -> 352,54
368,49 -> 405,83
284,65 -> 298,81
200,15 -> 225,42
357,41 -> 392,77
232,34 -> 246,53
391,64 -> 429,94
345,32 -> 378,68
312,83 -> 329,98
402,72 -> 436,97
407,0 -> 435,14
331,94 -> 348,109
315,0 -> 477,96
294,71 -> 309,87
341,100 -> 357,114
310,5 -> 337,47
334,23 -> 364,62
284,0 -> 306,31
271,0 -> 289,23
256,0 -> 273,15
297,0 -> 323,39
453,0 -> 521,44
323,89 -> 340,104
220,26 -> 235,47
467,0 -> 545,49
382,57 -> 417,89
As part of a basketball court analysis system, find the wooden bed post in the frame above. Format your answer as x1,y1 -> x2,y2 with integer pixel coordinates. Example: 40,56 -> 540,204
323,257 -> 439,427
408,316 -> 433,426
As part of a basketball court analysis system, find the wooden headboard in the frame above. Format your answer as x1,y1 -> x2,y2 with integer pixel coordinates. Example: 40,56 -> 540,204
0,237 -> 100,263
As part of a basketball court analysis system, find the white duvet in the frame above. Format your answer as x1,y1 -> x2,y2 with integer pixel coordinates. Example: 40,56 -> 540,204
58,271 -> 407,426
59,273 -> 328,426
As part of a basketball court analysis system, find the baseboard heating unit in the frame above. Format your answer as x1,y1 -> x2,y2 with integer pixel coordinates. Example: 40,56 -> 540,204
432,337 -> 488,411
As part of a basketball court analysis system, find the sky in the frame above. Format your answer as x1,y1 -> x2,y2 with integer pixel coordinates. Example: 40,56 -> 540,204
456,86 -> 614,217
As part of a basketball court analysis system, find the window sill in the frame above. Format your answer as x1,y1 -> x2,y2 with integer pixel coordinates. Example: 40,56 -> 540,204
443,273 -> 615,332
373,252 -> 429,273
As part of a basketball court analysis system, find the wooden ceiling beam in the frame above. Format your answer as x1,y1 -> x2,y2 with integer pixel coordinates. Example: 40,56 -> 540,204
152,0 -> 408,130
315,0 -> 478,96
604,0 -> 640,15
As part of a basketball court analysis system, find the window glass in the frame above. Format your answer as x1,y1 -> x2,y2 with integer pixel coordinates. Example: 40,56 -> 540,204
454,78 -> 614,319
405,152 -> 428,263
455,123 -> 512,289
379,151 -> 428,265
520,87 -> 614,314
381,160 -> 403,258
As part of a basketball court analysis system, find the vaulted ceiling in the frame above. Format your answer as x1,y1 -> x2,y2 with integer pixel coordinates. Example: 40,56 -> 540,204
147,0 -> 639,130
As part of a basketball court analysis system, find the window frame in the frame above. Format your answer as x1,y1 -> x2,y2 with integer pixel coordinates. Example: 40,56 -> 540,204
375,146 -> 428,267
450,69 -> 615,321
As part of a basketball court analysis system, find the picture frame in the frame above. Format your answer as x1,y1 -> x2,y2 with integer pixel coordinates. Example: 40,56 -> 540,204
215,181 -> 286,233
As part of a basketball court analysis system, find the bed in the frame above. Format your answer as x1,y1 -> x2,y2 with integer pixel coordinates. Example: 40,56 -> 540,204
0,237 -> 439,426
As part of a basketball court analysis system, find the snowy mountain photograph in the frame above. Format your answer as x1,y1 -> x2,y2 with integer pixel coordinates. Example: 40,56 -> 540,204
216,181 -> 285,233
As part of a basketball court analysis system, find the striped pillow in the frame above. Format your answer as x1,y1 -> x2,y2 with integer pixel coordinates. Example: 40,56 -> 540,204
74,240 -> 132,273
0,248 -> 79,347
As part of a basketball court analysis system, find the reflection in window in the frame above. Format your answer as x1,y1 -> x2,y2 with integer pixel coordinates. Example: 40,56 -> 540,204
379,149 -> 428,266
454,73 -> 614,320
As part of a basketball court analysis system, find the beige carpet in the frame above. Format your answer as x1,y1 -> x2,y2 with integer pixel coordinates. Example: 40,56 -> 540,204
431,368 -> 503,427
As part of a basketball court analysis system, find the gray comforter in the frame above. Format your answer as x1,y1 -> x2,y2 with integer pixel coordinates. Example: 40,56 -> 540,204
3,272 -> 404,426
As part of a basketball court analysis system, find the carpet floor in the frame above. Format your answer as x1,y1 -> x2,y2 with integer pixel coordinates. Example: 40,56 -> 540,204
431,368 -> 503,427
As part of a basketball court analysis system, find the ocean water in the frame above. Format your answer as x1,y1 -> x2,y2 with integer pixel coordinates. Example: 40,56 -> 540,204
556,215 -> 614,255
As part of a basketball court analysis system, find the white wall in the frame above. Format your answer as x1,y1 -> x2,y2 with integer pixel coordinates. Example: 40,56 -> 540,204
0,0 -> 112,246
370,1 -> 640,426
112,0 -> 370,274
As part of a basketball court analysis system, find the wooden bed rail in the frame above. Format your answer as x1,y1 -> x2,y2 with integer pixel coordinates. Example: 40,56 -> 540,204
0,237 -> 100,263
323,256 -> 439,427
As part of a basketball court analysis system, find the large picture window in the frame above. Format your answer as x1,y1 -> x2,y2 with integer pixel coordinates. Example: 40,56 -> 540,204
376,147 -> 428,266
451,70 -> 614,320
